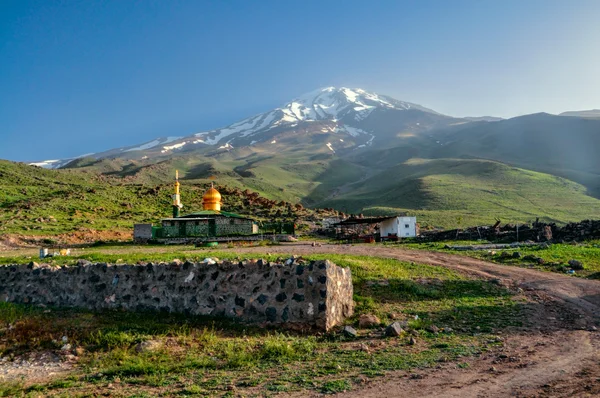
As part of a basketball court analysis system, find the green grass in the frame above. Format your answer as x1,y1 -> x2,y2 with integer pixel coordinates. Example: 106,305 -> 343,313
320,158 -> 600,228
400,239 -> 600,278
3,153 -> 600,239
0,160 -> 338,238
0,249 -> 522,396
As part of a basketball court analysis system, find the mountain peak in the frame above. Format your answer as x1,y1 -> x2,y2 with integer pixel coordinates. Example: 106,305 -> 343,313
31,87 -> 453,168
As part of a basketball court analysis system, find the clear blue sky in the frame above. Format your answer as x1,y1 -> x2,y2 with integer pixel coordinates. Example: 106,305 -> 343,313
1,0 -> 599,161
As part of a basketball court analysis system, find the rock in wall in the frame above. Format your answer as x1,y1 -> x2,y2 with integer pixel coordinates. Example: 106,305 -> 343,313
0,259 -> 353,331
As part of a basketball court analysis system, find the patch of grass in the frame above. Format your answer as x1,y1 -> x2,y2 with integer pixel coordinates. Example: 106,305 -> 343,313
320,379 -> 352,394
0,381 -> 24,397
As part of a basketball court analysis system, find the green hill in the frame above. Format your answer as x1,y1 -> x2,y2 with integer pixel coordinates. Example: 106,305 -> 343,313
432,113 -> 600,198
319,158 -> 600,228
0,160 -> 335,239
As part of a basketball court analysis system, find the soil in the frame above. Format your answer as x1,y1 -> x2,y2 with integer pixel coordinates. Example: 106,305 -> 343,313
0,351 -> 75,384
0,230 -> 132,251
234,244 -> 600,398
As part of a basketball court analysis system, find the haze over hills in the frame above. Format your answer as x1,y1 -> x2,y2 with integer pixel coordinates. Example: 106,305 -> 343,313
559,109 -> 600,118
10,87 -> 600,228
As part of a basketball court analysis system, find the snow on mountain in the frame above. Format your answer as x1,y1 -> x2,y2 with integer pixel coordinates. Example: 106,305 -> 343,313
125,136 -> 181,152
193,87 -> 438,146
29,153 -> 95,169
30,87 -> 454,168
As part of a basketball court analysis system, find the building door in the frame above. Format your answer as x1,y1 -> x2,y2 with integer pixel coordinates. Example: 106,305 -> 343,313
179,222 -> 186,237
209,219 -> 217,237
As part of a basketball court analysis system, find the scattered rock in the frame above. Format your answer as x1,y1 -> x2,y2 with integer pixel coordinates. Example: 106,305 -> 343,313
385,322 -> 404,337
60,344 -> 72,352
135,340 -> 163,353
568,259 -> 584,270
358,314 -> 381,328
426,325 -> 440,334
342,326 -> 358,338
408,336 -> 417,345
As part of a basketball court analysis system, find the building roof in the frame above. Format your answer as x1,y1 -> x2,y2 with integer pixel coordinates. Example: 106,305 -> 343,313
335,216 -> 402,226
177,210 -> 254,220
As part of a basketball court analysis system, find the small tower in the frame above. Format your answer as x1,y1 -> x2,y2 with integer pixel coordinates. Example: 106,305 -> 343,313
172,170 -> 183,217
202,183 -> 222,212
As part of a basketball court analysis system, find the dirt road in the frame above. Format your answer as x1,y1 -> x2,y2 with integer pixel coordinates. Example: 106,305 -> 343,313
235,244 -> 600,398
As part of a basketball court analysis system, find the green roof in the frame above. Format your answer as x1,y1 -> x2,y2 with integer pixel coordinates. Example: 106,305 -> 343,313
179,210 -> 253,220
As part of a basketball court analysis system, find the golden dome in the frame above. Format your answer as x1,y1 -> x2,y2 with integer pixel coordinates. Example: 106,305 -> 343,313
202,186 -> 222,211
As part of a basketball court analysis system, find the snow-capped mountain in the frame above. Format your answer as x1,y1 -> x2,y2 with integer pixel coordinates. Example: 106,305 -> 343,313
31,87 -> 461,168
191,87 -> 444,147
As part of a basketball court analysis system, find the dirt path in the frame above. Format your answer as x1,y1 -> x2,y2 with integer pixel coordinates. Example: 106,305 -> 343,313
234,244 -> 600,397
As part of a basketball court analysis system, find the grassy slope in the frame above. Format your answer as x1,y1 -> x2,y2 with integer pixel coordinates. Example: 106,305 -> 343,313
0,249 -> 518,396
320,158 -> 600,228
3,151 -> 600,236
432,113 -> 600,197
0,160 -> 337,237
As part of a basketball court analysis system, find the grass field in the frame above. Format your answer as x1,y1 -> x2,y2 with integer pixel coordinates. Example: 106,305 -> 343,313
400,240 -> 600,278
3,154 -> 600,240
321,158 -> 600,228
0,247 -> 522,397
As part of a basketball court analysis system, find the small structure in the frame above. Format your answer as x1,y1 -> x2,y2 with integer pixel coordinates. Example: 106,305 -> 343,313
155,180 -> 258,239
380,216 -> 418,239
134,171 -> 294,243
334,215 -> 418,242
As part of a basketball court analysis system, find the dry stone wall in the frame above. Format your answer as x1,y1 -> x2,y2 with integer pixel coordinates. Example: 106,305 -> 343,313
0,259 -> 353,331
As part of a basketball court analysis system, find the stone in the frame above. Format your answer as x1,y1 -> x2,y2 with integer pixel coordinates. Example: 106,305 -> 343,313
426,325 -> 440,334
60,343 -> 72,351
568,259 -> 584,270
135,340 -> 162,353
342,326 -> 358,338
408,336 -> 416,345
358,314 -> 380,328
385,322 -> 404,337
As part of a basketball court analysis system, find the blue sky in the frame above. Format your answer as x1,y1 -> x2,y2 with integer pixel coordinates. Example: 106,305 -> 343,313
1,0 -> 599,161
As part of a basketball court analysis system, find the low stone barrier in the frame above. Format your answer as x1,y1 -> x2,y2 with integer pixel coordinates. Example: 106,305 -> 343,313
0,259 -> 353,331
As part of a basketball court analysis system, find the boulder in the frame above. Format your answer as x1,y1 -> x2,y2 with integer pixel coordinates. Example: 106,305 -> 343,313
385,322 -> 404,337
568,259 -> 584,270
342,326 -> 358,338
135,340 -> 163,353
426,325 -> 440,334
358,314 -> 381,328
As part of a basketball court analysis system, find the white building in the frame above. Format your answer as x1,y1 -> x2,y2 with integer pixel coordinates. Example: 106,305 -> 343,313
379,216 -> 418,238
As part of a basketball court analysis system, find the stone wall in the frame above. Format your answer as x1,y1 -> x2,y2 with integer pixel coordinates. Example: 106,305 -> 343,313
0,259 -> 353,331
159,217 -> 256,238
